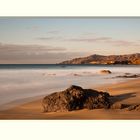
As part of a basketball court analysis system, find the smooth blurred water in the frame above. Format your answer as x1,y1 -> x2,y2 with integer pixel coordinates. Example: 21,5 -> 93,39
0,64 -> 140,110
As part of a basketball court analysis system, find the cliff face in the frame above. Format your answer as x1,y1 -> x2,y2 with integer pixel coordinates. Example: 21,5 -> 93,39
60,53 -> 140,64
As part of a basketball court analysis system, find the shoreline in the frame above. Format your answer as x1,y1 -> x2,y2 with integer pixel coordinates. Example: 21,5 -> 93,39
0,78 -> 140,119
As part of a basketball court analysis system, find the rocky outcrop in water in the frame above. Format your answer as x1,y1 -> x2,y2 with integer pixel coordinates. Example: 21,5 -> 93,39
42,85 -> 111,112
100,70 -> 112,74
116,74 -> 140,78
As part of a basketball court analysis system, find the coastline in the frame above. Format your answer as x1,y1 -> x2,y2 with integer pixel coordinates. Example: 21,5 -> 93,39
0,78 -> 140,119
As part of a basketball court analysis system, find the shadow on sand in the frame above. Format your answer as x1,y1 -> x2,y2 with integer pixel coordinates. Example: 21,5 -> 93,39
110,92 -> 136,104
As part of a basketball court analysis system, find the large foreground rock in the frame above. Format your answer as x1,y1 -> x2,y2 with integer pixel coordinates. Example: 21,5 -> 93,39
42,85 -> 110,112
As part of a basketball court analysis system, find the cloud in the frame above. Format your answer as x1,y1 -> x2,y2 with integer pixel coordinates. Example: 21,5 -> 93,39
26,25 -> 40,31
36,30 -> 61,41
67,35 -> 140,47
81,32 -> 97,36
46,30 -> 60,34
37,36 -> 62,41
107,40 -> 140,47
0,43 -> 86,64
68,37 -> 111,42
36,33 -> 140,47
0,43 -> 66,53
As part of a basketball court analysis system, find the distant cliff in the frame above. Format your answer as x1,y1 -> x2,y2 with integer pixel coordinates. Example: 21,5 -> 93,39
60,53 -> 140,64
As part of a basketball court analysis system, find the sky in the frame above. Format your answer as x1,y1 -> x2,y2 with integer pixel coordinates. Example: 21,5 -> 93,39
0,17 -> 140,64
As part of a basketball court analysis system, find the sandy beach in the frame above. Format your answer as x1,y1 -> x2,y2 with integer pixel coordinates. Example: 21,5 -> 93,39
0,78 -> 140,120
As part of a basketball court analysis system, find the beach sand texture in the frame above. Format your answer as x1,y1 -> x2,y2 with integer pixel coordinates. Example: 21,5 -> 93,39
0,78 -> 140,120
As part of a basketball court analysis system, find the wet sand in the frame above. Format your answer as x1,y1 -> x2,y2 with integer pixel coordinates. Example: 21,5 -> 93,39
0,78 -> 140,119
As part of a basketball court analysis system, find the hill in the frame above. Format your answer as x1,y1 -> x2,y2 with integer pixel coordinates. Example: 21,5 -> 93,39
60,53 -> 140,64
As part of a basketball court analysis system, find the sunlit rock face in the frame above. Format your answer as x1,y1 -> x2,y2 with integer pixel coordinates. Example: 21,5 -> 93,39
60,53 -> 140,64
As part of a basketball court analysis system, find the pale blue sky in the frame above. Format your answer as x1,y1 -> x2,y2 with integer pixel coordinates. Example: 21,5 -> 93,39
0,17 -> 140,63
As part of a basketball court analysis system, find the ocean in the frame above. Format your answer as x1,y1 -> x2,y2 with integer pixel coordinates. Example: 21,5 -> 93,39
0,64 -> 140,110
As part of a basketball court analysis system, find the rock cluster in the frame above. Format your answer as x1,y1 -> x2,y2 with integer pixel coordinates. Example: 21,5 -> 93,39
126,104 -> 140,111
116,74 -> 140,78
42,85 -> 111,112
110,103 -> 129,109
110,103 -> 140,111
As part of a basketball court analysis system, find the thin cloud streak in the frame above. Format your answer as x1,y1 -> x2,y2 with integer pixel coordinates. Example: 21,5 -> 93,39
106,40 -> 140,47
68,37 -> 111,42
0,43 -> 66,52
0,43 -> 87,64
26,25 -> 40,31
37,36 -> 62,41
46,30 -> 60,34
37,33 -> 140,47
68,36 -> 140,47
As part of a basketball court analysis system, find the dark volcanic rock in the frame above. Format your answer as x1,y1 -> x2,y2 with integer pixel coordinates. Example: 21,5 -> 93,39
110,103 -> 140,111
100,70 -> 112,74
111,103 -> 129,109
42,85 -> 111,112
126,104 -> 140,111
116,74 -> 140,78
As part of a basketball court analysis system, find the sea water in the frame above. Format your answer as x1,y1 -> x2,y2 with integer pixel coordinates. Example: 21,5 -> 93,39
0,64 -> 140,110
